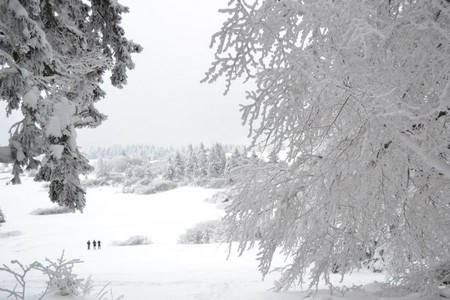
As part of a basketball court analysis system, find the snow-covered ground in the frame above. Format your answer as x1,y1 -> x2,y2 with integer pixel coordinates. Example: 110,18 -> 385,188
0,174 -> 426,299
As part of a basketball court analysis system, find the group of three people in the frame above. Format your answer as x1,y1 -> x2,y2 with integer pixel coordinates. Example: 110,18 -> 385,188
87,240 -> 101,250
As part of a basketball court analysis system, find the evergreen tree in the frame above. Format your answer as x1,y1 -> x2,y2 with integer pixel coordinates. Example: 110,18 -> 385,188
185,144 -> 198,178
173,151 -> 186,179
163,158 -> 176,181
208,143 -> 226,178
0,207 -> 5,224
96,158 -> 109,178
226,147 -> 242,173
196,143 -> 209,178
0,0 -> 142,211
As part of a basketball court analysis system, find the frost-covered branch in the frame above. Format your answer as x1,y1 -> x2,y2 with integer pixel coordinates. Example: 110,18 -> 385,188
0,260 -> 33,300
206,0 -> 450,295
32,250 -> 84,297
0,252 -> 115,299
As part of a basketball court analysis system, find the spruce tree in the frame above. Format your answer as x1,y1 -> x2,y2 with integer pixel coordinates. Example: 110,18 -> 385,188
163,158 -> 176,181
226,147 -> 242,174
96,158 -> 109,178
173,151 -> 186,179
0,0 -> 142,211
196,143 -> 208,178
208,143 -> 226,178
0,207 -> 5,224
185,144 -> 198,178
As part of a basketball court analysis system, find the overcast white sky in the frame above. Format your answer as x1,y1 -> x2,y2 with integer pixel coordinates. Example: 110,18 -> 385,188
0,0 -> 251,151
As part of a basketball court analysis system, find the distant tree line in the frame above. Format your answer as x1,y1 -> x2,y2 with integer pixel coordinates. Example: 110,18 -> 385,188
163,143 -> 261,185
87,144 -> 177,161
84,143 -> 262,194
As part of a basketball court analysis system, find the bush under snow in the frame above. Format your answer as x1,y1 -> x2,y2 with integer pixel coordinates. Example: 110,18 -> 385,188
0,251 -> 120,299
123,178 -> 177,195
112,235 -> 152,246
31,206 -> 73,215
178,219 -> 226,244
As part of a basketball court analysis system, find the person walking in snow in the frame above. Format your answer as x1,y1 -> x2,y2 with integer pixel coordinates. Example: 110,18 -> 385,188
93,240 -> 97,250
87,240 -> 91,250
97,240 -> 101,250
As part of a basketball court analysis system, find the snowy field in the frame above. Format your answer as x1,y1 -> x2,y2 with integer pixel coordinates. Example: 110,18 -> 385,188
0,174 -> 428,299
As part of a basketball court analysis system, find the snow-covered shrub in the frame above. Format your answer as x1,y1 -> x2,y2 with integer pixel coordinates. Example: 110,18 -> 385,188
112,235 -> 152,246
99,173 -> 125,186
0,252 -> 123,299
31,206 -> 73,215
82,178 -> 111,187
32,251 -> 85,296
178,219 -> 226,244
0,252 -> 87,299
145,179 -> 178,194
0,230 -> 22,238
124,178 -> 177,195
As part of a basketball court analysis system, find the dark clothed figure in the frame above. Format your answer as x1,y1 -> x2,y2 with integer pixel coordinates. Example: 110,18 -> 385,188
87,240 -> 91,250
93,240 -> 97,250
98,240 -> 101,249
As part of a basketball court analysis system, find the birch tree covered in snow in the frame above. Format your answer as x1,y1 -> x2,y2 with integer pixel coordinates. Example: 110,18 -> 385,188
205,0 -> 450,293
0,0 -> 141,210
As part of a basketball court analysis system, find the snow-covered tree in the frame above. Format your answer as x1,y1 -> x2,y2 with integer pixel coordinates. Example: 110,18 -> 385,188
163,158 -> 176,181
173,151 -> 186,179
185,144 -> 198,178
0,0 -> 141,211
0,207 -> 5,224
205,0 -> 450,294
226,147 -> 242,174
208,143 -> 227,178
96,158 -> 110,178
196,143 -> 209,178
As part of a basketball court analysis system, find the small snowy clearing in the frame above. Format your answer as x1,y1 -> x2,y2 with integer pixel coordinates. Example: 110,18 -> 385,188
0,175 -> 427,299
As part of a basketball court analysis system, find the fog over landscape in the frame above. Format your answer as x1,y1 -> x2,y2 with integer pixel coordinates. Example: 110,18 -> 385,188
1,0 -> 450,299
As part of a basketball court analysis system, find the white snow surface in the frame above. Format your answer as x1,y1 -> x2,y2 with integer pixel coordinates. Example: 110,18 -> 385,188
0,175 -> 428,300
45,97 -> 75,138
8,0 -> 28,18
23,86 -> 39,110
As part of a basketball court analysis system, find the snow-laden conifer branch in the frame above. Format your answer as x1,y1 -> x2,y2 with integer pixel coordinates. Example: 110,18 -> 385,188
0,0 -> 141,210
